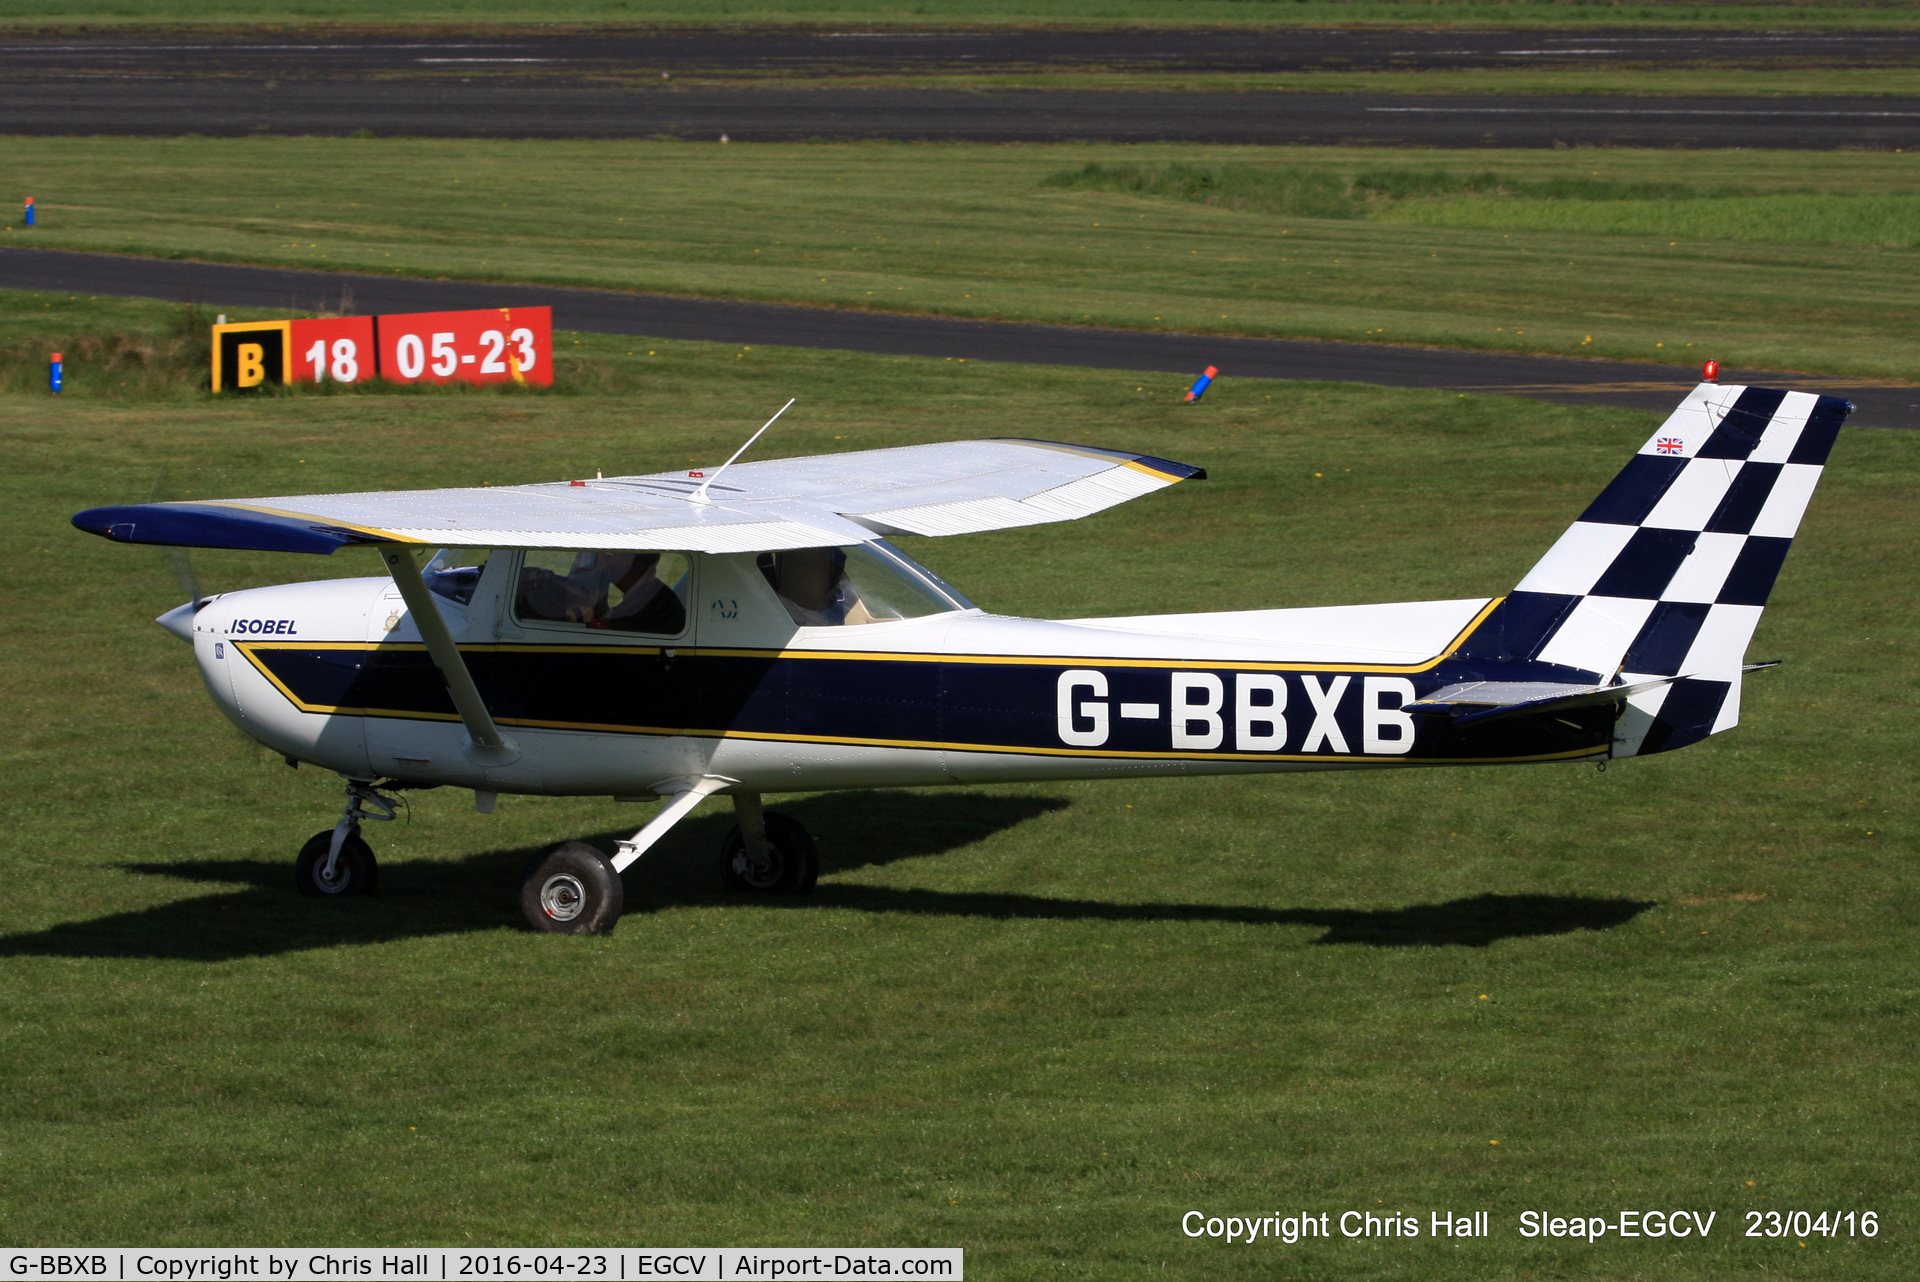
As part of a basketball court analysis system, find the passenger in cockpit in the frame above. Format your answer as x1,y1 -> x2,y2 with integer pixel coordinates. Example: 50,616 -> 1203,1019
597,552 -> 686,634
516,550 -> 686,634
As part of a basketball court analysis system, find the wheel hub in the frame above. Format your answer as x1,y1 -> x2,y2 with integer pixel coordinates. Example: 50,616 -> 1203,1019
732,843 -> 781,889
540,872 -> 587,922
314,856 -> 351,894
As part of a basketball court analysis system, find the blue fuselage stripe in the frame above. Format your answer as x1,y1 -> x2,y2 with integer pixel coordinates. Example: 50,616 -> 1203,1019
241,645 -> 1613,762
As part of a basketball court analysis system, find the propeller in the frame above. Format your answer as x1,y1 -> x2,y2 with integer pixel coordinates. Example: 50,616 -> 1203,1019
147,470 -> 215,640
145,471 -> 265,762
163,545 -> 205,611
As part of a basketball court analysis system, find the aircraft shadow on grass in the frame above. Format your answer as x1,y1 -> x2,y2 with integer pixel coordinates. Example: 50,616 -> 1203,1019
801,886 -> 1657,949
0,791 -> 1654,961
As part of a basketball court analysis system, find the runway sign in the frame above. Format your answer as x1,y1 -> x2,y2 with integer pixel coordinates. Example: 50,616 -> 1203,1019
212,309 -> 549,390
292,316 -> 377,386
378,306 -> 553,387
211,320 -> 290,392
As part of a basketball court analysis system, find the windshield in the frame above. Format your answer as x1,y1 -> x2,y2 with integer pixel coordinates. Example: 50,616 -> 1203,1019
422,548 -> 489,606
756,540 -> 970,627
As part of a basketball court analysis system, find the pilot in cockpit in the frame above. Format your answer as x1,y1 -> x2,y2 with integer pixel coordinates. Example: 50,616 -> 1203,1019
758,547 -> 876,627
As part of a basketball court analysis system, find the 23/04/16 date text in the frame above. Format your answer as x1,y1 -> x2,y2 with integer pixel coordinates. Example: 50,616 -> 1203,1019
1747,1210 -> 1879,1240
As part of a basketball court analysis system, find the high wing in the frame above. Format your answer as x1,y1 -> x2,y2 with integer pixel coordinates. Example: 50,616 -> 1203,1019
72,438 -> 1204,555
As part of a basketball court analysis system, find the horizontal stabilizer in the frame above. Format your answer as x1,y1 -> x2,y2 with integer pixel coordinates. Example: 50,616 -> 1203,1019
1409,675 -> 1685,725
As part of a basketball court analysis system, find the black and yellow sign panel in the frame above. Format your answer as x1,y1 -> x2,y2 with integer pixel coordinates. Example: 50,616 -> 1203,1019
211,321 -> 292,393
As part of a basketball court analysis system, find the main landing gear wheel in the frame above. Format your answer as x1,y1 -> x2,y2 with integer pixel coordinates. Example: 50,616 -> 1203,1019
720,811 -> 819,896
295,830 -> 379,897
521,841 -> 624,935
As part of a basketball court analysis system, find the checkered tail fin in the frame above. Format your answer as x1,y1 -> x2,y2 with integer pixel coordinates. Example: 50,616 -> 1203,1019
1454,382 -> 1851,758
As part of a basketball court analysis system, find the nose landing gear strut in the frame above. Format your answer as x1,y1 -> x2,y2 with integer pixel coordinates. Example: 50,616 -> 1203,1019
294,780 -> 395,897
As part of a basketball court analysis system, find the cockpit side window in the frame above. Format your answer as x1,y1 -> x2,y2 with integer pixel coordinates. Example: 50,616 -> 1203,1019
423,548 -> 490,606
755,541 -> 968,627
515,550 -> 690,635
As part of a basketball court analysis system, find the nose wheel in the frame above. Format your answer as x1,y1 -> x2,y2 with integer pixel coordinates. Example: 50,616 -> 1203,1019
295,780 -> 394,897
295,830 -> 378,896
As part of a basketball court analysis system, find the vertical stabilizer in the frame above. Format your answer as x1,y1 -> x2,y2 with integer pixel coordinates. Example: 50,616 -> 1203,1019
1454,382 -> 1851,757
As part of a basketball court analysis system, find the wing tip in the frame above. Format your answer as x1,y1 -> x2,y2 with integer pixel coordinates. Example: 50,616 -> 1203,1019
70,502 -> 363,555
1134,458 -> 1208,483
990,437 -> 1206,482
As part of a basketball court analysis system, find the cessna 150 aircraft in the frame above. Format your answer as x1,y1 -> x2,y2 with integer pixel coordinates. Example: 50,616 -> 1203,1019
73,381 -> 1847,935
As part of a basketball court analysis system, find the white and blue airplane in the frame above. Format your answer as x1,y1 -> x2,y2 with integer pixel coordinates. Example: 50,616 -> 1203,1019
73,382 -> 1848,935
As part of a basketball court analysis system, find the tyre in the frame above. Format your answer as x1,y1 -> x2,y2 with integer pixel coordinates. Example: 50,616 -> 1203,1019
295,829 -> 378,897
520,841 -> 624,935
719,811 -> 819,896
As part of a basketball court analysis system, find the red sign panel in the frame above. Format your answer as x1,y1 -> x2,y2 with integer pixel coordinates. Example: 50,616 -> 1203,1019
288,316 -> 378,386
376,307 -> 553,387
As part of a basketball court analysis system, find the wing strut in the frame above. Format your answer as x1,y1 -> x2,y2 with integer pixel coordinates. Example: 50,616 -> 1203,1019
612,775 -> 737,871
379,546 -> 521,767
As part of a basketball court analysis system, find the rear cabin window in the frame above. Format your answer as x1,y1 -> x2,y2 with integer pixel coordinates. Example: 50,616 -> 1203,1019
756,542 -> 968,627
515,550 -> 690,635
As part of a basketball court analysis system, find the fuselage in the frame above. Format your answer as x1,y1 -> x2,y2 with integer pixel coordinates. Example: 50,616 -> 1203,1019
178,545 -> 1616,797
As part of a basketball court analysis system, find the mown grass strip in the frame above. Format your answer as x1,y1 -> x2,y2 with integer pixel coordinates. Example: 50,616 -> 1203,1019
1046,159 -> 1920,247
1042,162 -> 1718,218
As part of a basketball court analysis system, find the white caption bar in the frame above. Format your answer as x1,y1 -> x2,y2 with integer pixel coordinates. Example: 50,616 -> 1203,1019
3,1251 -> 962,1282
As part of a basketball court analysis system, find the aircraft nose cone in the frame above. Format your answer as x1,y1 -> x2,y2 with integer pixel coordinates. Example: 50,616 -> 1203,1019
155,599 -> 200,643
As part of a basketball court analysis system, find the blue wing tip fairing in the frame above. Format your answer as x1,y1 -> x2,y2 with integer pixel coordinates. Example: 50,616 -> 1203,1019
71,503 -> 372,556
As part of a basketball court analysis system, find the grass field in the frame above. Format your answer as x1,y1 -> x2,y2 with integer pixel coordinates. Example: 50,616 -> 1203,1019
6,139 -> 1920,381
2,0 -> 1917,29
1047,159 -> 1920,243
0,298 -> 1915,1272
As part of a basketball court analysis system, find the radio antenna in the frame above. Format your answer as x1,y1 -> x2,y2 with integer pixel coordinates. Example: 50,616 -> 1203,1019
690,397 -> 795,506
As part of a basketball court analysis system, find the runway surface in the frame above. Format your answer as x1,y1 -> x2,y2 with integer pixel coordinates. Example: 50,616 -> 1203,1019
0,26 -> 1915,146
6,248 -> 1910,427
3,26 -> 1916,76
2,80 -> 1913,147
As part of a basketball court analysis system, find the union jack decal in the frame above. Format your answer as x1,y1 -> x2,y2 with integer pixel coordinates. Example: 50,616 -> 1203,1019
1654,437 -> 1685,455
